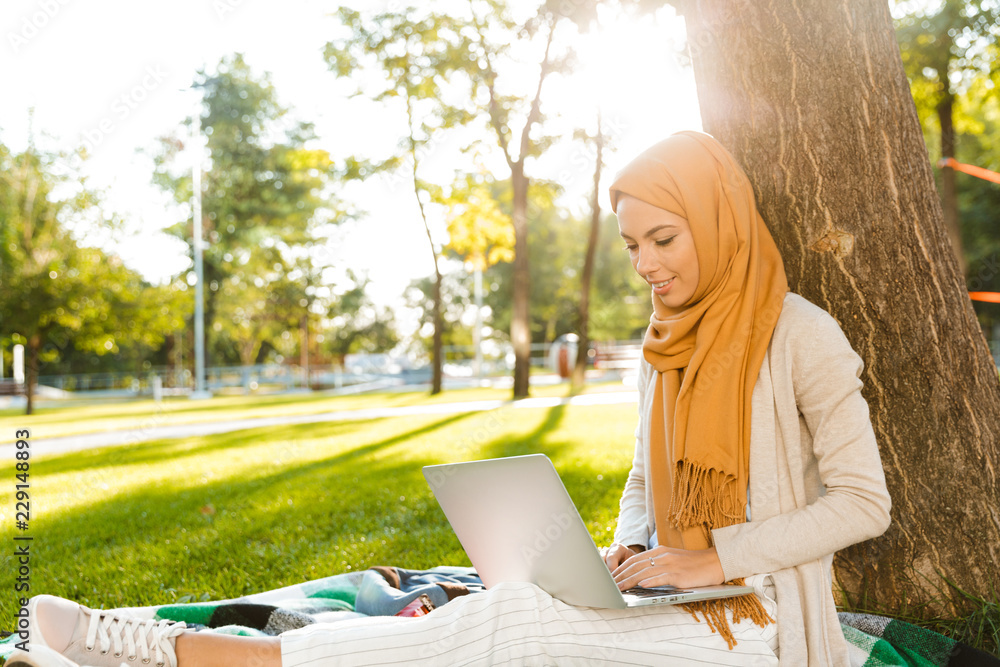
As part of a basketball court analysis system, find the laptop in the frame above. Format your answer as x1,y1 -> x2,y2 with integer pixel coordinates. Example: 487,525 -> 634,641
423,453 -> 754,609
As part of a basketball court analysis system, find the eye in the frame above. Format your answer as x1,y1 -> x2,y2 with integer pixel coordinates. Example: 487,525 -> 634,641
622,243 -> 637,252
655,236 -> 676,246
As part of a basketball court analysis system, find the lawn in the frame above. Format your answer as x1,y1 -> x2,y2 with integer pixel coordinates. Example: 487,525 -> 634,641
0,389 -> 639,631
0,380 -> 632,441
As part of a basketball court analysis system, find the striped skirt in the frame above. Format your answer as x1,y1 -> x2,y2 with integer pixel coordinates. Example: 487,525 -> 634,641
280,573 -> 778,666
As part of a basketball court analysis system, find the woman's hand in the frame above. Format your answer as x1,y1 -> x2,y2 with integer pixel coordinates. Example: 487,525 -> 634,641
611,545 -> 725,591
600,543 -> 644,571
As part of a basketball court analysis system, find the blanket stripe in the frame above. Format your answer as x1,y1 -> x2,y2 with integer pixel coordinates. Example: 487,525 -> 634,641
838,613 -> 999,667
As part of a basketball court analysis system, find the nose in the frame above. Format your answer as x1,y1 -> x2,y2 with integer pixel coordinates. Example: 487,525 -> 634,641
633,245 -> 652,277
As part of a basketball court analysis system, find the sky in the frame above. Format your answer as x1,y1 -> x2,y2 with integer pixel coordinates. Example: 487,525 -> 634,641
0,0 -> 703,315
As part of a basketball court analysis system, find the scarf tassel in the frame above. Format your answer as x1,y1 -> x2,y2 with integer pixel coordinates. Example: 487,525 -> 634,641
681,581 -> 774,650
667,459 -> 771,647
668,459 -> 746,529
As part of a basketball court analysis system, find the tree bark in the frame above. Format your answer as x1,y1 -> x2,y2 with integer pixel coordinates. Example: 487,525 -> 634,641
511,166 -> 531,398
682,0 -> 1000,615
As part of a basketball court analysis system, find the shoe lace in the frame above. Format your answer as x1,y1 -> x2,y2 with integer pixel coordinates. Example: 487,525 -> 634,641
84,611 -> 187,666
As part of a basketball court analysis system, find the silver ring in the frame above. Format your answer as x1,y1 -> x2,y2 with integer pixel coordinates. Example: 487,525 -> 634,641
649,557 -> 655,568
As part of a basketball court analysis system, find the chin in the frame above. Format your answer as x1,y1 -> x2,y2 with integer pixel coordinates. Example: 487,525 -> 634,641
655,291 -> 694,310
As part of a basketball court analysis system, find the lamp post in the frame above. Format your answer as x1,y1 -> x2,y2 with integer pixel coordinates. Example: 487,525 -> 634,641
190,89 -> 211,399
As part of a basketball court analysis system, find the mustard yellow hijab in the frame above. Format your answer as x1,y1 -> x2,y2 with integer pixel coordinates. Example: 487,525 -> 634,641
610,131 -> 788,644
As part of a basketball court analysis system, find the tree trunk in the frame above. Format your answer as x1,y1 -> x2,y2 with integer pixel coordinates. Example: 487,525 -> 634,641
681,0 -> 1000,615
431,266 -> 443,395
573,116 -> 604,391
937,93 -> 966,276
25,336 -> 40,416
409,122 -> 444,397
511,165 -> 531,398
300,313 -> 310,389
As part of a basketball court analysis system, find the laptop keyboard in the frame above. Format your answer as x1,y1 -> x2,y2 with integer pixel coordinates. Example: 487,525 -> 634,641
623,586 -> 693,598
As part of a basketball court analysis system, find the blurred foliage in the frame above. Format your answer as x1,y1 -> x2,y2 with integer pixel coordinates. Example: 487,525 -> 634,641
435,170 -> 515,271
404,186 -> 649,356
481,179 -> 650,345
0,141 -> 188,411
324,271 -> 400,361
405,270 -> 476,360
955,71 -> 1000,335
894,1 -> 1000,337
895,0 -> 999,108
151,54 -> 338,367
324,5 -> 481,392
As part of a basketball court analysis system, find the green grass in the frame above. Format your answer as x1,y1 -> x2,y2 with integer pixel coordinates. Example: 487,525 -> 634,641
840,576 -> 1000,657
0,391 -> 637,631
0,381 -> 631,441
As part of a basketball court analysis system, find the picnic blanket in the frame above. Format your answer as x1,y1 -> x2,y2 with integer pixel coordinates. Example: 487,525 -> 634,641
2,566 -> 997,666
839,612 -> 999,667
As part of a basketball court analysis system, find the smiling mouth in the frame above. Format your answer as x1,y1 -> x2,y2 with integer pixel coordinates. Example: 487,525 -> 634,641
652,278 -> 674,289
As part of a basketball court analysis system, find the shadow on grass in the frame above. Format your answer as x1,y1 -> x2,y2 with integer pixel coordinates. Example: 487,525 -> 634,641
3,412 -> 483,611
31,419 -> 369,476
0,403 -> 634,624
1,389 -> 426,430
476,403 -> 628,530
479,402 -> 569,460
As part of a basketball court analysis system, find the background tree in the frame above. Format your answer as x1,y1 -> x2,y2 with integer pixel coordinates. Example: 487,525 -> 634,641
462,0 -> 579,398
482,180 -> 648,348
437,170 -> 516,275
152,54 -> 335,368
586,214 -> 652,342
895,13 -> 1000,348
213,268 -> 302,368
404,271 -> 475,366
572,113 -> 607,390
323,271 -> 400,365
675,0 -> 1000,614
483,180 -> 566,342
0,143 -> 187,414
954,72 -> 1000,343
435,169 -> 515,376
894,0 -> 1000,274
325,6 -> 473,395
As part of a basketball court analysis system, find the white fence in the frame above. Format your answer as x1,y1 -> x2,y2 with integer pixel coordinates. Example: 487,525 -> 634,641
26,340 -> 646,397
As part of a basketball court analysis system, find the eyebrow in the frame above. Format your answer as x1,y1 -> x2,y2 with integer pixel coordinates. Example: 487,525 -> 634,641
619,223 -> 678,240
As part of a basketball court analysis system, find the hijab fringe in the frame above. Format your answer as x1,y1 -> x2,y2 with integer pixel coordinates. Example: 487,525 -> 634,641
681,582 -> 774,650
668,459 -> 745,529
668,459 -> 768,647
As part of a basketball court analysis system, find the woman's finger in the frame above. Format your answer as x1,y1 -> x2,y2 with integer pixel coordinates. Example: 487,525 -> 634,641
613,547 -> 663,578
615,565 -> 668,591
613,552 -> 667,589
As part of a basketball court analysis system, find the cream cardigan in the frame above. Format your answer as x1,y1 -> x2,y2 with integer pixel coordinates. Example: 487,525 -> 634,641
614,292 -> 892,666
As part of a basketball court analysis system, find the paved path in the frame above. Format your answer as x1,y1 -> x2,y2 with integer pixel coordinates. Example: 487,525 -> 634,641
3,391 -> 639,460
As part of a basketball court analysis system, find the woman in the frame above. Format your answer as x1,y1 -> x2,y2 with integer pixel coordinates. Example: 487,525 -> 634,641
11,132 -> 891,666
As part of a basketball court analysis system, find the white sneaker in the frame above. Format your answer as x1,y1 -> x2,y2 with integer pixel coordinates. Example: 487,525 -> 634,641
24,595 -> 187,667
5,644 -> 88,666
5,644 -> 126,667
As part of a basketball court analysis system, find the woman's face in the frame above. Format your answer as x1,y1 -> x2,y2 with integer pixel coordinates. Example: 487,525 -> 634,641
617,195 -> 700,309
